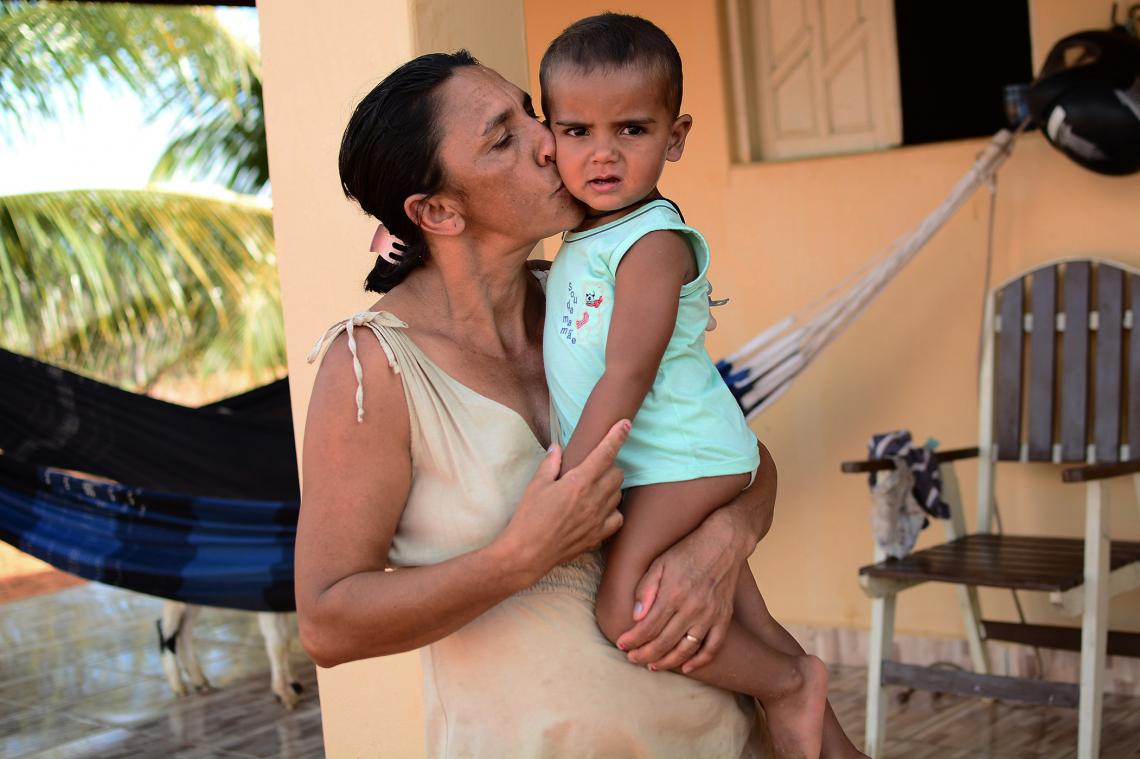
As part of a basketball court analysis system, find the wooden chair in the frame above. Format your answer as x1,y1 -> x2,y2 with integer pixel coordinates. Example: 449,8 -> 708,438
840,258 -> 1140,759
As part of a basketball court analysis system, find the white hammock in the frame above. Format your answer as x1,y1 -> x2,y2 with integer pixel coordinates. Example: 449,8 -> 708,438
718,129 -> 1018,420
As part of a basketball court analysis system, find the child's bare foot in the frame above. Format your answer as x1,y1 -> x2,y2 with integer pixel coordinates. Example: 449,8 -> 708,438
764,654 -> 828,759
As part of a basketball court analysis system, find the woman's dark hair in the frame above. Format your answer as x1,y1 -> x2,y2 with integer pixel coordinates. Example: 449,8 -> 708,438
340,50 -> 479,293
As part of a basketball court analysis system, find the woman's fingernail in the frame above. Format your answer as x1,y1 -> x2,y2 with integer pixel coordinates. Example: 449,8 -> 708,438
633,602 -> 643,616
648,664 -> 657,672
617,642 -> 627,651
622,420 -> 632,432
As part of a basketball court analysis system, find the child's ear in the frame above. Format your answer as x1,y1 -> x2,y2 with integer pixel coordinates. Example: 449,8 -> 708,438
665,114 -> 693,162
404,193 -> 466,238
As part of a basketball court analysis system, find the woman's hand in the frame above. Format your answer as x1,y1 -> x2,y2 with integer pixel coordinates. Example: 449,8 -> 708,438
615,441 -> 777,673
495,420 -> 630,583
615,510 -> 748,673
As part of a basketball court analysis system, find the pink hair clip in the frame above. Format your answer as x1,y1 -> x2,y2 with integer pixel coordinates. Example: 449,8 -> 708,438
369,223 -> 408,265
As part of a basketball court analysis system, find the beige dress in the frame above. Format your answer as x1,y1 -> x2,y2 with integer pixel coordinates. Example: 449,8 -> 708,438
308,304 -> 769,759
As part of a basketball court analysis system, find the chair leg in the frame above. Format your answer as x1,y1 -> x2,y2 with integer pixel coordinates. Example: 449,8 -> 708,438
865,593 -> 896,759
956,584 -> 991,675
940,465 -> 992,675
1133,473 -> 1140,518
1077,481 -> 1109,759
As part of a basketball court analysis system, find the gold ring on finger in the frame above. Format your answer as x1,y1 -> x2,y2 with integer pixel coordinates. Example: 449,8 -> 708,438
683,633 -> 702,645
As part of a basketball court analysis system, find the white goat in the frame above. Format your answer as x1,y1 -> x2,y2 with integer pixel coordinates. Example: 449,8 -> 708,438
157,600 -> 303,709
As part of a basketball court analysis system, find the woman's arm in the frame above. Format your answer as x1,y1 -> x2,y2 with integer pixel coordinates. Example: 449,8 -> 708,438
558,230 -> 694,474
614,440 -> 777,670
296,334 -> 628,668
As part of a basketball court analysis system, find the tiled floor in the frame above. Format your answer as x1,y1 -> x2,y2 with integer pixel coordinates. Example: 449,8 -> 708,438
0,545 -> 85,604
0,570 -> 85,604
825,664 -> 1140,758
0,582 -> 320,758
2,580 -> 1139,758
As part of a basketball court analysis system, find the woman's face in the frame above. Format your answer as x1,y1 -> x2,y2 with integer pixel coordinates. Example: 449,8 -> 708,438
433,66 -> 583,246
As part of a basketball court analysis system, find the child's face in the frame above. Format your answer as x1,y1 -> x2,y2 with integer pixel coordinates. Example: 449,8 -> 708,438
544,65 -> 691,213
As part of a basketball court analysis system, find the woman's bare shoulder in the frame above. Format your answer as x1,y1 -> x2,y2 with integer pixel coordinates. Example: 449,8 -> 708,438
307,325 -> 410,444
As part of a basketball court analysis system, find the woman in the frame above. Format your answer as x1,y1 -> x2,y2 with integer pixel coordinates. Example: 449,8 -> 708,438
298,51 -> 777,757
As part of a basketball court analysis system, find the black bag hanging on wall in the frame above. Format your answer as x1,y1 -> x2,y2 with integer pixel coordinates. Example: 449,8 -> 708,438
1028,26 -> 1140,176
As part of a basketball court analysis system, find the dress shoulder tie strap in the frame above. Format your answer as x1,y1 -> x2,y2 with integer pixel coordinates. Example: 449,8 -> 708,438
306,311 -> 409,423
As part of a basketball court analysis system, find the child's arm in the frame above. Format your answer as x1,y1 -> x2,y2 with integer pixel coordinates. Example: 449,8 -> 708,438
559,230 -> 697,475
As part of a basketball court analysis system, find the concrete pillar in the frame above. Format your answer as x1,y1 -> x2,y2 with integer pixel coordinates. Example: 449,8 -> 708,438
257,1 -> 528,755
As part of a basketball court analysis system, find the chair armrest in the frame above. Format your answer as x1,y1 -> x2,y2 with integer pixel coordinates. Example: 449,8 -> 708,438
1061,458 -> 1140,483
840,447 -> 980,474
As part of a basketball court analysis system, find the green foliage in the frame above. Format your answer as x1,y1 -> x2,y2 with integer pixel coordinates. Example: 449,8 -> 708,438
0,188 -> 282,390
0,2 -> 281,395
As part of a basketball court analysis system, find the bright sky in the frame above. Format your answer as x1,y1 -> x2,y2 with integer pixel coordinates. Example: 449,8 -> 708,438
0,7 -> 260,196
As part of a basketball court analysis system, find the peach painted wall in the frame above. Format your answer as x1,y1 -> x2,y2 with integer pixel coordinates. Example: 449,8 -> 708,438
524,0 -> 1140,639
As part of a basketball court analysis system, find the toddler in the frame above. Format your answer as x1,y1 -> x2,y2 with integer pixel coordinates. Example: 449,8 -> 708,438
540,14 -> 858,759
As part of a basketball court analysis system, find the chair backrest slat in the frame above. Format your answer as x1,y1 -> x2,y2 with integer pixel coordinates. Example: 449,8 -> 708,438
995,280 -> 1024,461
989,259 -> 1140,466
1060,262 -> 1091,461
1095,265 -> 1124,463
1129,274 -> 1140,456
1027,266 -> 1057,461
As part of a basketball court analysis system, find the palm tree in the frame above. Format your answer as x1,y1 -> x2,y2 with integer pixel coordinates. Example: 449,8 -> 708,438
0,1 -> 282,396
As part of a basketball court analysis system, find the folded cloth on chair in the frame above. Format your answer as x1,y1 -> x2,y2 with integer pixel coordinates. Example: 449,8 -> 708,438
867,431 -> 949,558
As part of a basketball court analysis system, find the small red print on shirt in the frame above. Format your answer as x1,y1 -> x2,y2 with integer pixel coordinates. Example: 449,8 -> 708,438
559,280 -> 608,347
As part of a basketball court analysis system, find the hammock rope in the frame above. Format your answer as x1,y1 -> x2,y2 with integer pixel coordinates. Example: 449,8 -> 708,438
718,128 -> 1020,419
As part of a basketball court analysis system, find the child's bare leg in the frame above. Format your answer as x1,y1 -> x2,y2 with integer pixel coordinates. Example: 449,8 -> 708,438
735,568 -> 868,759
595,476 -> 827,759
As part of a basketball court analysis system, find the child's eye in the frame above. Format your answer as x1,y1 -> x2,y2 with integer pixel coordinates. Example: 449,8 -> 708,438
493,133 -> 514,150
564,127 -> 588,137
621,125 -> 645,136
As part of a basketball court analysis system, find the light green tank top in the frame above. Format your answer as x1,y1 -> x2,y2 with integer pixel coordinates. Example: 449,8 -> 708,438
543,200 -> 759,488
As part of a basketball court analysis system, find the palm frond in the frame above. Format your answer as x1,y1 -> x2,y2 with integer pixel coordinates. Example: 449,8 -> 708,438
0,1 -> 259,136
149,79 -> 268,194
0,186 -> 283,391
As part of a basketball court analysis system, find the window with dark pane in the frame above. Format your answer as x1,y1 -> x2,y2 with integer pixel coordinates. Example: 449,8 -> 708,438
894,0 -> 1033,145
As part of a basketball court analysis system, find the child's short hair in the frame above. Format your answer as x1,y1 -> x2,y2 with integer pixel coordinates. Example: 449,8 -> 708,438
539,13 -> 683,118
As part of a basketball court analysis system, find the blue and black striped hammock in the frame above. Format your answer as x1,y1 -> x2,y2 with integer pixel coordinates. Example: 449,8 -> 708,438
0,348 -> 299,612
0,456 -> 297,612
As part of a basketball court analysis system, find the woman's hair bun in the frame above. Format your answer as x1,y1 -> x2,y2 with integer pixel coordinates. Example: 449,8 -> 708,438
339,51 -> 479,293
